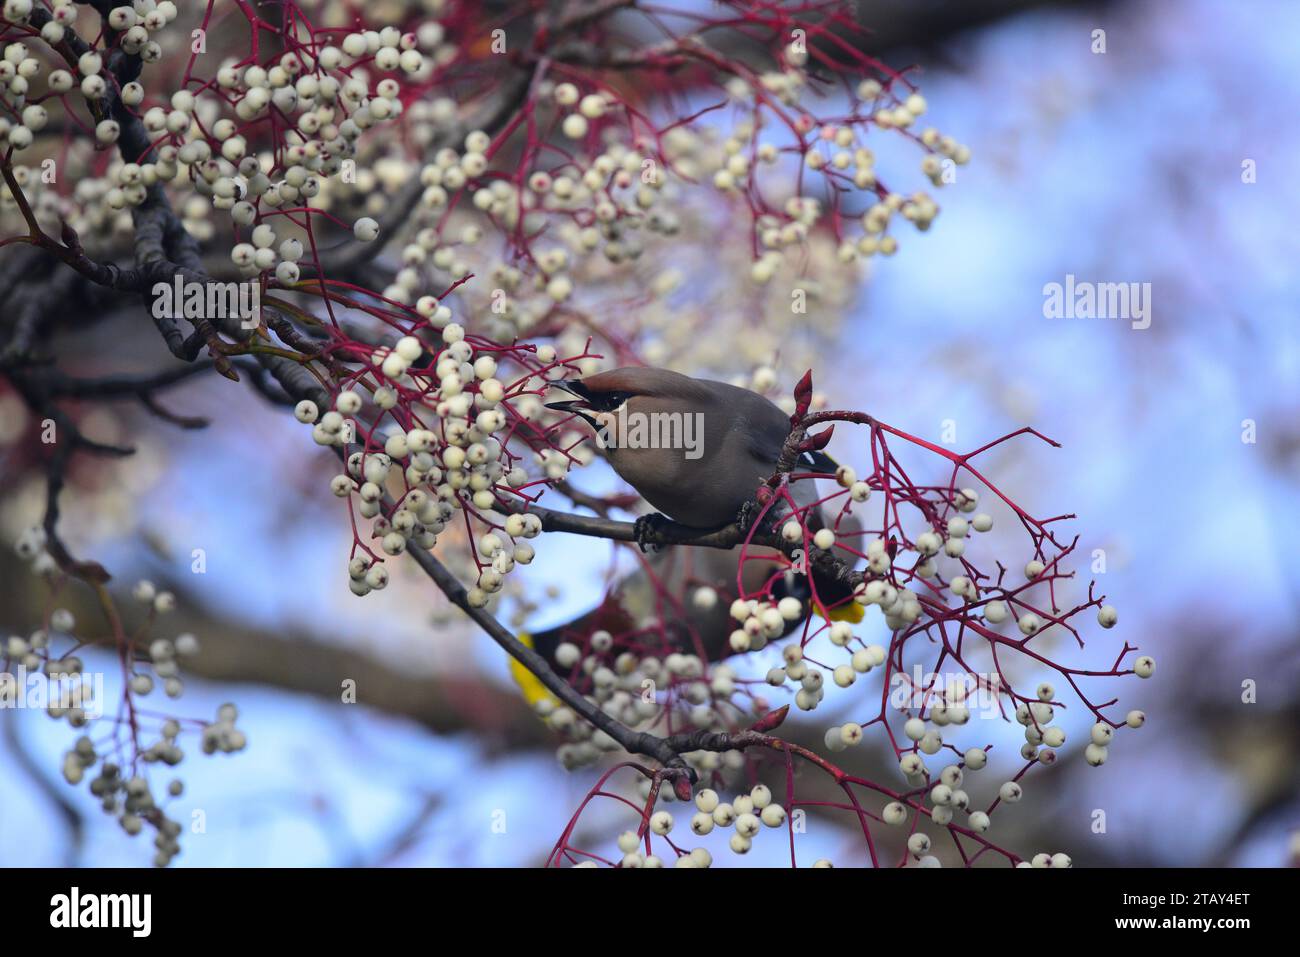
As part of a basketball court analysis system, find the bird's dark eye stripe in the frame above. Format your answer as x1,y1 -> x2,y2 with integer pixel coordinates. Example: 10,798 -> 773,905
589,391 -> 632,412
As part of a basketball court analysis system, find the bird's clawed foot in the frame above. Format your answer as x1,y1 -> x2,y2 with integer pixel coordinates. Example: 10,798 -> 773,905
634,512 -> 671,553
734,498 -> 765,535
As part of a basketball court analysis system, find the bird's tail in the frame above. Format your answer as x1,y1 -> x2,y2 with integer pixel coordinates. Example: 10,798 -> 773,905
809,563 -> 863,623
772,564 -> 863,624
509,631 -> 560,709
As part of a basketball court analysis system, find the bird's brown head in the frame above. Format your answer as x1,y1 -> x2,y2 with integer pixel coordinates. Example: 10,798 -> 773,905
545,376 -> 630,445
546,367 -> 718,457
544,368 -> 678,433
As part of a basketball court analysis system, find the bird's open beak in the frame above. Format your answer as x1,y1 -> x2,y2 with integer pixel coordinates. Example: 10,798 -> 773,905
544,380 -> 591,412
543,399 -> 585,414
545,379 -> 589,404
545,381 -> 598,427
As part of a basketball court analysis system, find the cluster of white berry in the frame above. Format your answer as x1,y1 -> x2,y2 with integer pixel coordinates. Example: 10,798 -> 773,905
716,47 -> 971,273
77,755 -> 188,866
402,120 -> 676,331
198,30 -> 433,274
538,624 -> 805,792
1011,686 -> 1148,770
69,715 -> 205,866
1018,852 -> 1074,868
289,338 -> 556,602
572,828 -> 715,869
2,3 -> 179,232
9,529 -> 96,725
65,656 -> 244,866
11,526 -> 247,865
200,701 -> 247,755
579,784 -> 799,867
762,638 -> 889,718
3,1 -> 177,143
371,61 -> 900,375
0,0 -> 454,275
541,639 -> 722,770
582,783 -> 793,867
1,625 -> 97,725
686,785 -> 787,857
128,579 -> 196,699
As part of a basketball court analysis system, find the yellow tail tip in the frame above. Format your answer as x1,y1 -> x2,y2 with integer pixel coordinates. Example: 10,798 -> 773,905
814,602 -> 865,624
509,631 -> 560,710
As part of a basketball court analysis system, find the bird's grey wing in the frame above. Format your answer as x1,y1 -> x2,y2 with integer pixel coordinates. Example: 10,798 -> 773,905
732,388 -> 793,467
723,387 -> 832,525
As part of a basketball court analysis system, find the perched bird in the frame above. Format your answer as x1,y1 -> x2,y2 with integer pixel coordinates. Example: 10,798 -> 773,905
546,367 -> 836,529
545,366 -> 861,622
